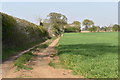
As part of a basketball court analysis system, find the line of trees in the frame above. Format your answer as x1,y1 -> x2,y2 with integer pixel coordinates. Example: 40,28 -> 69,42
88,24 -> 120,32
64,21 -> 81,32
38,12 -> 119,36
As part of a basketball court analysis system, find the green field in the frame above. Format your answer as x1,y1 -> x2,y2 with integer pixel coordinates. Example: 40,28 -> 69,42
57,32 -> 118,78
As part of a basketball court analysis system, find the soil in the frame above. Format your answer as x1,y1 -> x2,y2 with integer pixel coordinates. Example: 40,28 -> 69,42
2,37 -> 83,78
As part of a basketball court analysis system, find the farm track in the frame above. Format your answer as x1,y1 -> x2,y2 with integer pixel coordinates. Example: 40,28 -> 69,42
2,37 -> 82,78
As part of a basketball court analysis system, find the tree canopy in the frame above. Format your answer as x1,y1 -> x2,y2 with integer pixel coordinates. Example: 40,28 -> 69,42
82,19 -> 94,30
72,21 -> 81,26
47,12 -> 67,36
112,24 -> 120,32
47,12 -> 67,24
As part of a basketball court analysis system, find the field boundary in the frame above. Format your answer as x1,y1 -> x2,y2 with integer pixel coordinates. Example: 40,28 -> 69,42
2,40 -> 50,63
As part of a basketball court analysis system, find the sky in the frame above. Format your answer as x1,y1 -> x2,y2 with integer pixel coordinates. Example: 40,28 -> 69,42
0,2 -> 118,27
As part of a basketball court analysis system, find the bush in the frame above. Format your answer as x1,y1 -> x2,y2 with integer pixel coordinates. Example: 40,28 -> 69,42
64,27 -> 80,32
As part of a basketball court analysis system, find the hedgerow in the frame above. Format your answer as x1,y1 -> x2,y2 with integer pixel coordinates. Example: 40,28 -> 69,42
64,27 -> 80,33
2,12 -> 49,60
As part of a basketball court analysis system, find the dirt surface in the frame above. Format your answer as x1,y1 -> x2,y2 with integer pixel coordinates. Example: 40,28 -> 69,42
81,31 -> 90,33
2,37 -> 82,78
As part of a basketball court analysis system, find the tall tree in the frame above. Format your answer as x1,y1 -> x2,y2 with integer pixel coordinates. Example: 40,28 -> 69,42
47,12 -> 67,36
82,19 -> 94,30
104,26 -> 108,31
72,21 -> 81,32
47,12 -> 67,24
112,24 -> 120,32
72,21 -> 81,26
88,25 -> 97,32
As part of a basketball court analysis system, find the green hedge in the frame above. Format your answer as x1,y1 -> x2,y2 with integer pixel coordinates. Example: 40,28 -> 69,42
64,27 -> 80,32
2,12 -> 49,47
2,12 -> 49,60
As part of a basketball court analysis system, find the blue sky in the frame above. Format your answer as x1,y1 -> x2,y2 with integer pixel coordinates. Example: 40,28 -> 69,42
1,2 -> 118,27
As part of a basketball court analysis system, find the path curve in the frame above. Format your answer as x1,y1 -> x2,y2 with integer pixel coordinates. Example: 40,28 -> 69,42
2,37 -> 82,78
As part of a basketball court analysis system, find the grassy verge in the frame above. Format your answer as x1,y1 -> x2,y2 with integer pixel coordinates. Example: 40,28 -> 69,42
14,36 -> 57,70
14,52 -> 34,70
48,61 -> 56,68
57,32 -> 118,78
3,39 -> 46,61
3,37 -> 57,61
31,36 -> 57,50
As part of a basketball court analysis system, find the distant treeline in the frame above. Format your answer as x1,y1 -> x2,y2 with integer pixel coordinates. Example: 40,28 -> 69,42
1,12 -> 49,48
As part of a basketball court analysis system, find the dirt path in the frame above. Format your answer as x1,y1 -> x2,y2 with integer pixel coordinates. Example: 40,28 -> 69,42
2,37 -> 82,78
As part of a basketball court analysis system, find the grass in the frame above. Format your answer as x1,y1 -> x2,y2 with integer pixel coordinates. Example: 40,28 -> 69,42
2,39 -> 46,61
14,52 -> 34,70
48,61 -> 56,68
31,36 -> 57,50
14,36 -> 57,70
3,37 -> 57,61
57,32 -> 118,78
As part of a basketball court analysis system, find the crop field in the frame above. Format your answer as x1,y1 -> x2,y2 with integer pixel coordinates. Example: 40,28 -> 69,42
57,32 -> 118,78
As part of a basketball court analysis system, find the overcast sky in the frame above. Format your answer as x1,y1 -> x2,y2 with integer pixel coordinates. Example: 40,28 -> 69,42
1,2 -> 118,27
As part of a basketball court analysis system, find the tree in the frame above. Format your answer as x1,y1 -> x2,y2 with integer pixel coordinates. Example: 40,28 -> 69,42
112,24 -> 120,32
82,19 -> 94,30
47,12 -> 67,24
47,12 -> 67,36
104,26 -> 108,31
96,26 -> 100,32
72,21 -> 81,32
72,21 -> 81,26
88,26 -> 97,32
107,26 -> 112,32
64,27 -> 80,33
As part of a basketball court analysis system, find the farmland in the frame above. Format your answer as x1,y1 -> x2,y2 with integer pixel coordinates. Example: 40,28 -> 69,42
57,32 -> 118,78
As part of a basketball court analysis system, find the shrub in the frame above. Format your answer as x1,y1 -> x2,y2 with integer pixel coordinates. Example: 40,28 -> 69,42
64,27 -> 80,32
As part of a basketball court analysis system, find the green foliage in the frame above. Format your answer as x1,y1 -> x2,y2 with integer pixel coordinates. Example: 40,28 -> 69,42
52,24 -> 63,36
48,61 -> 56,68
48,12 -> 67,24
100,27 -> 108,32
72,21 -> 81,26
14,52 -> 34,70
82,19 -> 94,30
88,26 -> 97,32
2,12 -> 49,47
2,39 -> 44,60
64,27 -> 80,32
112,24 -> 120,32
104,26 -> 108,31
47,12 -> 67,36
57,32 -> 118,78
2,13 -> 17,46
2,13 -> 49,60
